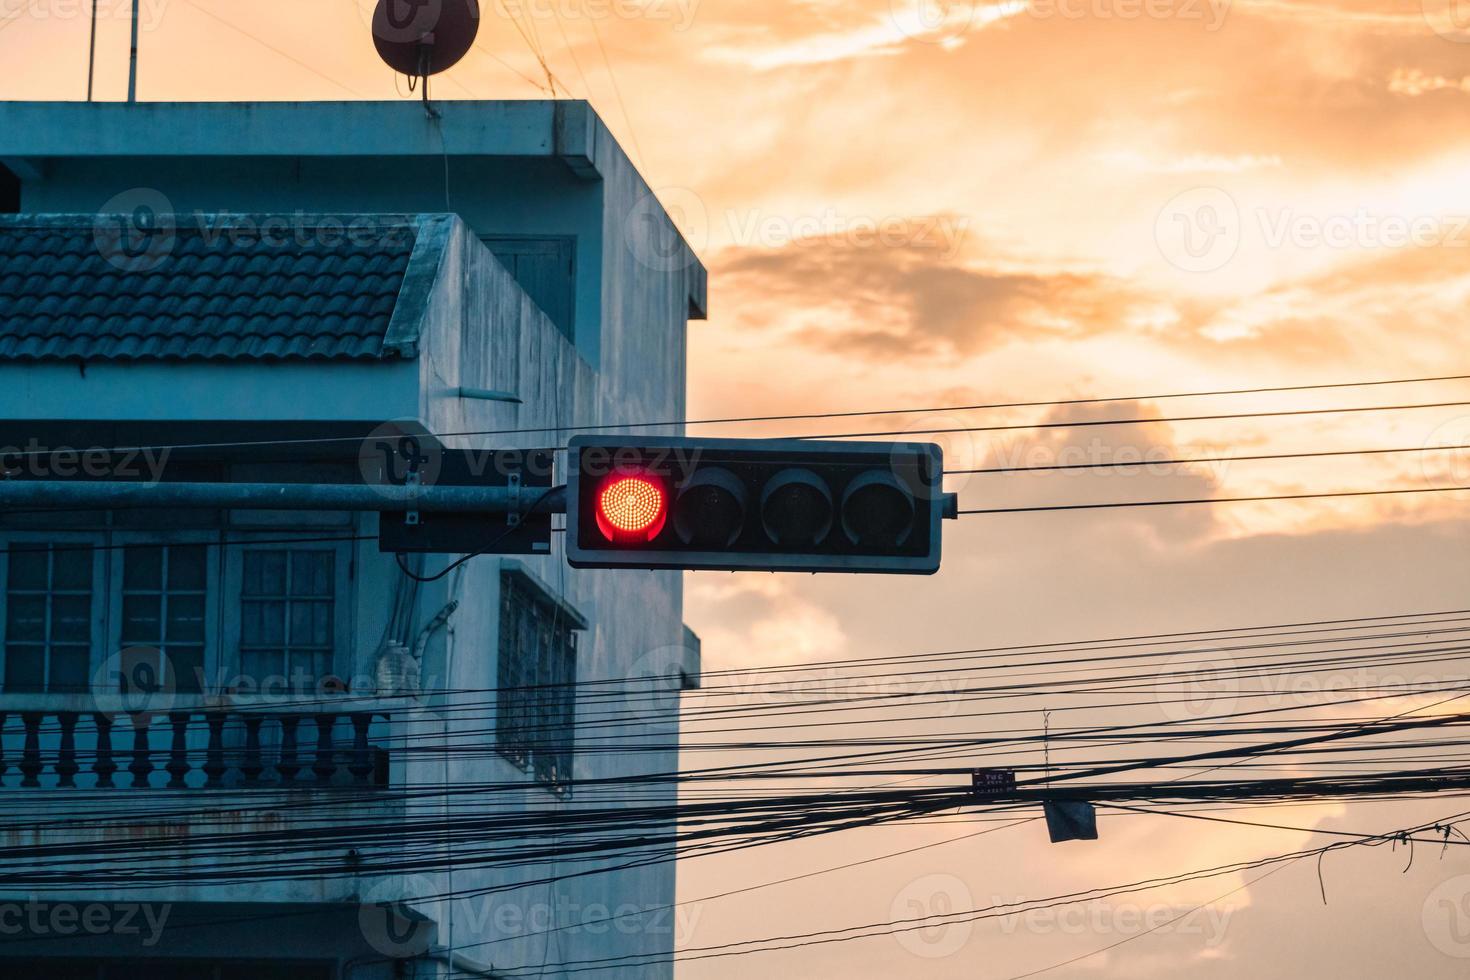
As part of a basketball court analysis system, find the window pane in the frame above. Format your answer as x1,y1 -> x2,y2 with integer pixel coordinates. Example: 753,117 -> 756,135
167,545 -> 207,590
6,594 -> 45,642
243,599 -> 286,647
8,549 -> 46,590
167,594 -> 206,643
242,648 -> 284,682
5,645 -> 43,691
121,594 -> 162,644
124,547 -> 163,590
292,551 -> 333,596
243,551 -> 286,596
49,646 -> 89,692
51,547 -> 92,590
51,595 -> 91,643
169,646 -> 205,694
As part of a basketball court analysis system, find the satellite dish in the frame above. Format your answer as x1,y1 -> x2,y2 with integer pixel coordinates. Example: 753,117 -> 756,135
373,0 -> 481,80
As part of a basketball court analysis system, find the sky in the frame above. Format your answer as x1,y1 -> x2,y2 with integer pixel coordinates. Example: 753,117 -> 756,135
6,0 -> 1470,975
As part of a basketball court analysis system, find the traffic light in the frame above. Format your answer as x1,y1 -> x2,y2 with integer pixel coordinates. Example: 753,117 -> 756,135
565,436 -> 946,574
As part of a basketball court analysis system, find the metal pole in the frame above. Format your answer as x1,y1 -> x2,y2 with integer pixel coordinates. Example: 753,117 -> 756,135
0,481 -> 567,514
127,0 -> 139,103
86,0 -> 98,102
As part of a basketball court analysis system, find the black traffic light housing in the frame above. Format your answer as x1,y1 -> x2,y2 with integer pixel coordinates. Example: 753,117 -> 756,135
566,436 -> 945,574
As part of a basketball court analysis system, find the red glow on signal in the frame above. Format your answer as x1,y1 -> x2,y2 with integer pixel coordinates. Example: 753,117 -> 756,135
597,475 -> 668,541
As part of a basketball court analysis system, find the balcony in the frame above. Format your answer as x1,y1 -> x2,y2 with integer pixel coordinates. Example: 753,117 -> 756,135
0,696 -> 395,791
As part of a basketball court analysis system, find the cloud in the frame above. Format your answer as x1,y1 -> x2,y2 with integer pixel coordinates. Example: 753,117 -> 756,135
702,1 -> 1028,70
714,239 -> 1147,360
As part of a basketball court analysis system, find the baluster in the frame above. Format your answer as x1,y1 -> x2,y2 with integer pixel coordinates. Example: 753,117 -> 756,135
165,713 -> 191,789
55,712 -> 79,788
313,714 -> 338,784
348,714 -> 374,785
241,716 -> 264,785
203,714 -> 227,789
93,713 -> 116,788
128,713 -> 153,788
276,716 -> 301,783
19,713 -> 41,788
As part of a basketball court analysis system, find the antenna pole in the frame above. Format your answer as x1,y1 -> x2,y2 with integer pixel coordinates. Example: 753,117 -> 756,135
127,0 -> 140,103
86,0 -> 98,102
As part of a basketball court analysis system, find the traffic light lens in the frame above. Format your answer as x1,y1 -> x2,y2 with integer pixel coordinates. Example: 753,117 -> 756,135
597,476 -> 668,541
841,472 -> 915,547
761,469 -> 833,547
674,468 -> 748,548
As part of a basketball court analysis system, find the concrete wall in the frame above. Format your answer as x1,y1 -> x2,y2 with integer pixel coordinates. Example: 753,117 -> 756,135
0,100 -> 703,979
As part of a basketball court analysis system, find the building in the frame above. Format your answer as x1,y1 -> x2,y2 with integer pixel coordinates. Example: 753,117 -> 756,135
0,99 -> 706,979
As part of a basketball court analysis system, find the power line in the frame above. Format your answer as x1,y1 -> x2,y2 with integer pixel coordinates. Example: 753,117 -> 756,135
949,440 -> 1470,475
959,483 -> 1470,515
5,374 -> 1470,461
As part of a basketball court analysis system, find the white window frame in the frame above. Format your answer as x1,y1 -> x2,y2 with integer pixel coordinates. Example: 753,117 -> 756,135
221,538 -> 356,696
105,531 -> 222,697
0,531 -> 109,694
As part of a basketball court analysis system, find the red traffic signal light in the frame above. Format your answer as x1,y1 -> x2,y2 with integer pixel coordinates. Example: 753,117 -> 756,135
595,474 -> 669,541
566,437 -> 946,574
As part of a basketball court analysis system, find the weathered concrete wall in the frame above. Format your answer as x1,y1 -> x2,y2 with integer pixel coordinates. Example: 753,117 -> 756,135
0,101 -> 701,979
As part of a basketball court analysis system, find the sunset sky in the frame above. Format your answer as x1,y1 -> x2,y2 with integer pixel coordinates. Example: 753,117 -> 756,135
7,0 -> 1470,974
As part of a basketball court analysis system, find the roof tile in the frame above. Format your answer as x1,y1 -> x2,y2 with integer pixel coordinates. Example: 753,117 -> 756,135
0,217 -> 422,361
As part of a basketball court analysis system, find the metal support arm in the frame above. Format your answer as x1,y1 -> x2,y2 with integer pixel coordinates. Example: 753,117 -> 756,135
0,481 -> 567,515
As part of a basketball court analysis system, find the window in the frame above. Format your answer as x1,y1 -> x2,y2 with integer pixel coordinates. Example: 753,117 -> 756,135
481,236 -> 576,342
0,531 -> 351,697
3,543 -> 96,692
239,549 -> 336,691
496,567 -> 584,790
119,544 -> 208,694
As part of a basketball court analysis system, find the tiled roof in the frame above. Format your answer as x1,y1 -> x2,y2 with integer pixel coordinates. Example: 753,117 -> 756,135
0,215 -> 439,361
